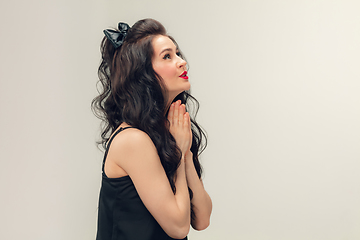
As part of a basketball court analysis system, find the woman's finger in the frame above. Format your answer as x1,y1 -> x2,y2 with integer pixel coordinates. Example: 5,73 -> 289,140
168,103 -> 174,123
179,104 -> 185,126
183,112 -> 189,128
173,101 -> 179,125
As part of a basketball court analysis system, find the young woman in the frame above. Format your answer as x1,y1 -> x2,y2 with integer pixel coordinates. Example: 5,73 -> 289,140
92,18 -> 212,240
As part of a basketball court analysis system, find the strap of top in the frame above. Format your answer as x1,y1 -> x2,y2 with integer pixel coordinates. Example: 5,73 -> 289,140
102,127 -> 134,172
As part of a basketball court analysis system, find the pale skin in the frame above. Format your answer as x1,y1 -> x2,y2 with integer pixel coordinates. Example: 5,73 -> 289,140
104,35 -> 212,239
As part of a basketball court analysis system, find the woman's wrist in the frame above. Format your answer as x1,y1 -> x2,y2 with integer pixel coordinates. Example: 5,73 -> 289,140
183,151 -> 194,172
184,151 -> 193,162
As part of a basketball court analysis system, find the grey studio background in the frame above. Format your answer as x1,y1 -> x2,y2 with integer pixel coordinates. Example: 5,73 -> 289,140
1,0 -> 359,239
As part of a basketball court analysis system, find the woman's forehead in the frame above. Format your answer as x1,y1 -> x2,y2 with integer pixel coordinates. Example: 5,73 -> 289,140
152,35 -> 177,54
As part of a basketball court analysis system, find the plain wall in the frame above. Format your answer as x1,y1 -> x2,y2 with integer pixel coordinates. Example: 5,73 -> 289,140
0,0 -> 359,239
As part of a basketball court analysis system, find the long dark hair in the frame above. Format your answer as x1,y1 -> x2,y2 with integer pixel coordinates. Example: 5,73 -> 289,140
92,18 -> 207,218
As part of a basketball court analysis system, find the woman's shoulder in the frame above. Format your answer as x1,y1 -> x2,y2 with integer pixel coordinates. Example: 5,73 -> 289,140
107,126 -> 160,173
109,126 -> 155,153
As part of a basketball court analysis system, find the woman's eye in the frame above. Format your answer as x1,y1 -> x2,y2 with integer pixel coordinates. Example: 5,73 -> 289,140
163,54 -> 171,60
176,52 -> 181,56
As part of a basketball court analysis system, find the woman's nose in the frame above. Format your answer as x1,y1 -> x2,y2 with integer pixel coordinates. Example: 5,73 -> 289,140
177,56 -> 187,69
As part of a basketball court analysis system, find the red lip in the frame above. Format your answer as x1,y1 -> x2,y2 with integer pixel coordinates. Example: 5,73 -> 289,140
179,71 -> 188,80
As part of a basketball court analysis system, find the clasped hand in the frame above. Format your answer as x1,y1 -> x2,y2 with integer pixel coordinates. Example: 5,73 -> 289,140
167,100 -> 192,158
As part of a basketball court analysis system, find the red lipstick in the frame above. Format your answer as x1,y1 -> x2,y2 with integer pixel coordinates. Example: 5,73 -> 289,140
179,71 -> 188,80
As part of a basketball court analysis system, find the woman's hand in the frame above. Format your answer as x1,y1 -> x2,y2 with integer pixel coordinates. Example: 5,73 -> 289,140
167,100 -> 192,156
168,101 -> 212,231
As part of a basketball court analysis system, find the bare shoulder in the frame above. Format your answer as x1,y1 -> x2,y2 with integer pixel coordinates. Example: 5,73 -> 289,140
110,128 -> 153,147
108,128 -> 158,166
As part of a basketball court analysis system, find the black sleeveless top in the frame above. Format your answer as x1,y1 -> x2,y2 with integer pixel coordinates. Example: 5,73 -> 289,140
96,127 -> 188,240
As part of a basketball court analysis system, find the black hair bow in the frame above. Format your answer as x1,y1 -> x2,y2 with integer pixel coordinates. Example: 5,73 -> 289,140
103,22 -> 130,49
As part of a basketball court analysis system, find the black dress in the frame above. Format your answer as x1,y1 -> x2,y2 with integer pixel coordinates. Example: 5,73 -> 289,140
96,127 -> 188,240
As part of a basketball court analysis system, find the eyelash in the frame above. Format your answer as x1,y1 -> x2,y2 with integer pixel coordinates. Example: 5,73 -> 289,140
163,54 -> 171,60
163,52 -> 181,60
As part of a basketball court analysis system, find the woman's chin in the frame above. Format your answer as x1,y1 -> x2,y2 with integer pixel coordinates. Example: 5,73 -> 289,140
184,82 -> 191,91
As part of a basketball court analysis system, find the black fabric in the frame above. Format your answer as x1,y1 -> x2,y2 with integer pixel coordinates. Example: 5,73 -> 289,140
96,127 -> 187,240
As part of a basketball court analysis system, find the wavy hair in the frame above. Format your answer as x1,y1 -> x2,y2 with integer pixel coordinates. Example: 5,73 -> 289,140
91,18 -> 207,219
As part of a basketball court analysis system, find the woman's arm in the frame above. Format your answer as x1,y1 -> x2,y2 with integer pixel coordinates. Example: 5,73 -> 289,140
107,101 -> 192,239
185,151 -> 212,230
109,129 -> 190,239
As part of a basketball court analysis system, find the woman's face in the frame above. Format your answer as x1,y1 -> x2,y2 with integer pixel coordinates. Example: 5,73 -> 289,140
152,35 -> 190,102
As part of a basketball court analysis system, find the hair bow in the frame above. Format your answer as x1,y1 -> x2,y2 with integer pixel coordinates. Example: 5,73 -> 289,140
103,22 -> 130,49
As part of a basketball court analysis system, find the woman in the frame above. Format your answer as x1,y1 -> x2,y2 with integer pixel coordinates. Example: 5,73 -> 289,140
92,18 -> 212,240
